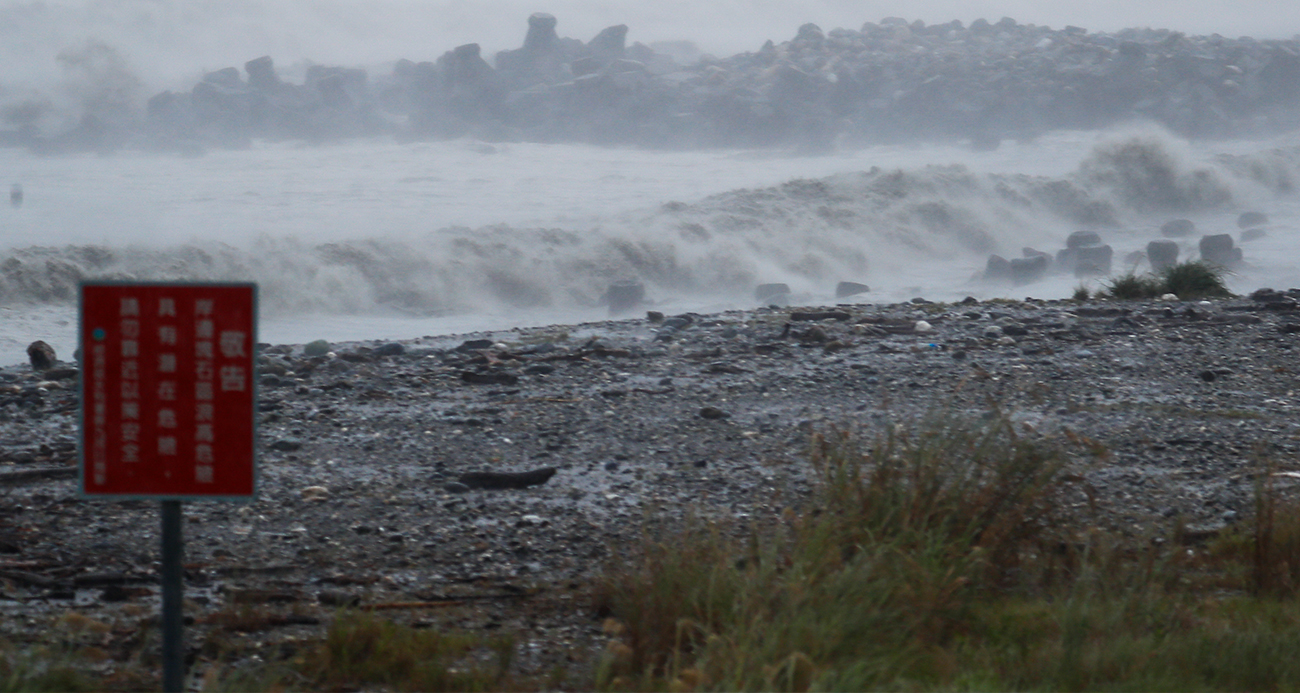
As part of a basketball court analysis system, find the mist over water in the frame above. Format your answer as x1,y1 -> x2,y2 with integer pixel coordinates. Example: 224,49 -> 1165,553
2,125 -> 1300,367
2,2 -> 1300,366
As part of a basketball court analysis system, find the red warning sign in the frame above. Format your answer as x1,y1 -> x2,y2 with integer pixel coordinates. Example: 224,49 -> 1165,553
80,283 -> 257,499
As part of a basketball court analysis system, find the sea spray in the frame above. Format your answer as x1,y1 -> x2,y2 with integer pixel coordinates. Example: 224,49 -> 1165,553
1,129 -> 1296,317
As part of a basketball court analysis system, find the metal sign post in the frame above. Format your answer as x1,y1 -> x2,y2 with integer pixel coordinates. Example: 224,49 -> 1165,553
79,282 -> 258,692
161,500 -> 184,692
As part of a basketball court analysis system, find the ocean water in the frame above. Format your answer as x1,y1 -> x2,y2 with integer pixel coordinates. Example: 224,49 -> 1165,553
2,125 -> 1299,368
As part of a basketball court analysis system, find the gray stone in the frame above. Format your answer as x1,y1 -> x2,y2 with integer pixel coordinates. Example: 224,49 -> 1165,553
985,255 -> 1011,282
699,406 -> 731,420
1147,239 -> 1179,271
26,341 -> 55,371
244,56 -> 280,90
1074,245 -> 1113,276
1237,211 -> 1268,229
1066,230 -> 1103,248
1199,234 -> 1241,266
588,25 -> 629,64
755,283 -> 791,303
606,281 -> 645,315
1161,219 -> 1195,237
834,281 -> 870,298
1010,255 -> 1048,285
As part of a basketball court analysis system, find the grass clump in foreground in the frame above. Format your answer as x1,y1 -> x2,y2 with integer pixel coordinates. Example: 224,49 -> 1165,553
192,610 -> 513,692
595,410 -> 1300,691
1103,260 -> 1232,300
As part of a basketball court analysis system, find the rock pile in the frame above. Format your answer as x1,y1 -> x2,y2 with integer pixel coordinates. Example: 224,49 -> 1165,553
9,14 -> 1300,152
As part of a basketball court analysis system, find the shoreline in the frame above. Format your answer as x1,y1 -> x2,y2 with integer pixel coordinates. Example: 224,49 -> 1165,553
4,291 -> 1300,680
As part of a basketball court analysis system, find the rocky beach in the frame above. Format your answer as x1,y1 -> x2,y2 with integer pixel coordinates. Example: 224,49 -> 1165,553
3,288 -> 1300,683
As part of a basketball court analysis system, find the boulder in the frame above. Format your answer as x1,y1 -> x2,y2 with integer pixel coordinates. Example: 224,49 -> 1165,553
606,281 -> 646,315
524,12 -> 559,52
1009,255 -> 1048,285
588,25 -> 629,65
1161,219 -> 1195,237
835,281 -> 870,298
1066,230 -> 1103,248
984,254 -> 1012,282
1199,234 -> 1241,266
1057,245 -> 1113,276
26,341 -> 55,371
245,56 -> 280,91
755,283 -> 791,304
1147,239 -> 1179,271
495,13 -> 569,89
1237,211 -> 1268,229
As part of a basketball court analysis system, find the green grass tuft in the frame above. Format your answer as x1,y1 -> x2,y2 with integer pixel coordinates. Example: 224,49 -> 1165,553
299,611 -> 511,692
1104,272 -> 1164,300
1160,260 -> 1233,299
595,410 -> 1300,692
1102,260 -> 1232,301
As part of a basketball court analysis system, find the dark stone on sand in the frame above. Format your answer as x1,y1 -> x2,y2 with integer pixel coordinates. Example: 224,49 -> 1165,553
835,281 -> 870,298
699,406 -> 731,420
458,466 -> 557,490
461,371 -> 520,386
791,310 -> 851,321
303,340 -> 331,357
373,343 -> 405,357
457,339 -> 496,351
270,438 -> 303,452
646,311 -> 665,323
26,341 -> 55,371
1161,219 -> 1195,237
41,367 -> 78,381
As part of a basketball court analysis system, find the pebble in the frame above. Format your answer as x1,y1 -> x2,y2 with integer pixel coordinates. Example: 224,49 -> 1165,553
699,406 -> 731,420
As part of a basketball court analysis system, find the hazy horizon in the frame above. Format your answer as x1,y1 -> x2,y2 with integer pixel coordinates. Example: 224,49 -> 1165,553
0,0 -> 1295,98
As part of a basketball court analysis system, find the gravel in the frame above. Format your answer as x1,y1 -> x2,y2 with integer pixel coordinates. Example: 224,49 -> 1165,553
3,292 -> 1300,680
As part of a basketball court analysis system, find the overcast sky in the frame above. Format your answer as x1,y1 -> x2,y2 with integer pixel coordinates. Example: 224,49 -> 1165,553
0,0 -> 1296,93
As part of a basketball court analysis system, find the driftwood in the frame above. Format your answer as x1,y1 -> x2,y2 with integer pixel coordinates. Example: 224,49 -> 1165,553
790,310 -> 852,321
458,467 -> 557,490
0,467 -> 76,485
460,371 -> 519,386
0,570 -> 64,588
